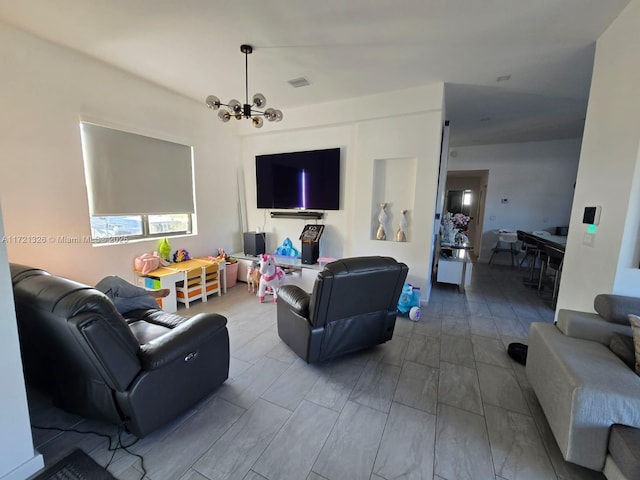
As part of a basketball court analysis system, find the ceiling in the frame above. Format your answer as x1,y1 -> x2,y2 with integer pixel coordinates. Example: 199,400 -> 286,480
0,0 -> 631,147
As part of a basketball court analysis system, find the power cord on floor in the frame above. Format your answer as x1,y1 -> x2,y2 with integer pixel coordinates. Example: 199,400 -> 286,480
32,423 -> 147,480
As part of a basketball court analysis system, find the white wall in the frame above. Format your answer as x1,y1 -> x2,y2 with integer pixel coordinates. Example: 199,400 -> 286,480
558,0 -> 640,312
0,205 -> 43,480
241,85 -> 445,294
0,22 -> 242,285
448,139 -> 581,262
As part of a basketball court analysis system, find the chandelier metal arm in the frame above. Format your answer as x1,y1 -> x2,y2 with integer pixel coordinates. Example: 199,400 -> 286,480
205,44 -> 283,128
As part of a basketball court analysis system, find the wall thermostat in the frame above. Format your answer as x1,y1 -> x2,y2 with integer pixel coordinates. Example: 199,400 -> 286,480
582,206 -> 601,225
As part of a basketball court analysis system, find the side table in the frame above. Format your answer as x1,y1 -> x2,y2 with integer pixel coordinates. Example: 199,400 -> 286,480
436,243 -> 473,293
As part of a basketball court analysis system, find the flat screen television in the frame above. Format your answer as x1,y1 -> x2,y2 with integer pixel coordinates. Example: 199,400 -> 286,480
256,148 -> 340,210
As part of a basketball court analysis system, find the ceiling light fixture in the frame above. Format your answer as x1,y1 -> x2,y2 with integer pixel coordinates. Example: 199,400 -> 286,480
205,44 -> 283,128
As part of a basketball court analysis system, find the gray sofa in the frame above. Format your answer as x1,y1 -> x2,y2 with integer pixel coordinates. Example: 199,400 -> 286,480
526,294 -> 640,478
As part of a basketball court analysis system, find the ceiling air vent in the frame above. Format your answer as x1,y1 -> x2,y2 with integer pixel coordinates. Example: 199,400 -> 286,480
288,77 -> 311,88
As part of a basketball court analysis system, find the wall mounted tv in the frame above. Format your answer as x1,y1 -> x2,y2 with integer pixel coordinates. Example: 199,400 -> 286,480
256,148 -> 340,210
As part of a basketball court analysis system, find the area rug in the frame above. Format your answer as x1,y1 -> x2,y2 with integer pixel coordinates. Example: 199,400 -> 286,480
31,448 -> 116,480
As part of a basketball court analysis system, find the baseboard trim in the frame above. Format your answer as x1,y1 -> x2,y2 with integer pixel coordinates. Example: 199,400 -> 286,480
1,451 -> 44,480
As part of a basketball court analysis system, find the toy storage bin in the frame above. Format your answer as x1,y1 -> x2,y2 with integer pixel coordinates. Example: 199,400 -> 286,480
225,262 -> 238,288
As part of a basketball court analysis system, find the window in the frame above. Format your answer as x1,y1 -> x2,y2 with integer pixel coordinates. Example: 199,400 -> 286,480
90,214 -> 192,240
462,190 -> 472,206
80,122 -> 195,243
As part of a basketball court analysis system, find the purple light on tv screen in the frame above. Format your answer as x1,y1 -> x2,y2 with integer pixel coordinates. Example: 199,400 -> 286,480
300,170 -> 307,209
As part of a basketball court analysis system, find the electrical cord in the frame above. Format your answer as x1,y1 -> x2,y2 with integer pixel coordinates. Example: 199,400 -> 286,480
32,424 -> 147,480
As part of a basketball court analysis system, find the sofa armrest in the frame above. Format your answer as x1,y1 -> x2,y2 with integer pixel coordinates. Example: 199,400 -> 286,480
138,313 -> 227,370
557,309 -> 632,345
278,285 -> 311,319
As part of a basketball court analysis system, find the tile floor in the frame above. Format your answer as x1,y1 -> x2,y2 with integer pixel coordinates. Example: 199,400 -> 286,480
27,263 -> 606,480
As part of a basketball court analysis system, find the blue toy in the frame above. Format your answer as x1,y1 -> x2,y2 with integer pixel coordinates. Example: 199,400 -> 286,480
397,283 -> 421,321
274,237 -> 300,257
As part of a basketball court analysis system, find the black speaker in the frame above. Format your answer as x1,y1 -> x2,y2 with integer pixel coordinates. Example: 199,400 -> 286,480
243,232 -> 265,256
302,242 -> 320,265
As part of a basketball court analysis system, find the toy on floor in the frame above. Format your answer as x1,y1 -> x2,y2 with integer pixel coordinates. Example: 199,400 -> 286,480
258,254 -> 286,303
247,261 -> 261,293
397,283 -> 421,321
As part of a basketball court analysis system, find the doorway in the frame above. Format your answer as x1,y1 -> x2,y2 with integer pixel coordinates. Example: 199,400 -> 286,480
444,170 -> 488,256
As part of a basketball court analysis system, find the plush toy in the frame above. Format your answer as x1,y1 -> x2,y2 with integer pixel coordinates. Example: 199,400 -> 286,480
134,252 -> 168,275
274,237 -> 300,258
397,283 -> 421,321
211,247 -> 236,264
258,254 -> 286,303
247,260 -> 261,293
172,248 -> 191,263
158,238 -> 171,261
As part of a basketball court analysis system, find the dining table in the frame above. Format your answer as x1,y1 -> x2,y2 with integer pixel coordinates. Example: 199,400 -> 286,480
529,231 -> 567,251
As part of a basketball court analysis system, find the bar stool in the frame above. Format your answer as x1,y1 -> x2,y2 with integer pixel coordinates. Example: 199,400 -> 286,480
517,231 -> 538,270
538,245 -> 564,308
489,230 -> 518,267
518,230 -> 540,286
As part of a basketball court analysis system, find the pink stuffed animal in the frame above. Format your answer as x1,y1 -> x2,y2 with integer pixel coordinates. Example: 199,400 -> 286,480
134,252 -> 167,275
258,254 -> 286,303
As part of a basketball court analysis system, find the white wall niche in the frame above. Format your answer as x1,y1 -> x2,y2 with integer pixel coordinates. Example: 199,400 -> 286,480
371,157 -> 418,242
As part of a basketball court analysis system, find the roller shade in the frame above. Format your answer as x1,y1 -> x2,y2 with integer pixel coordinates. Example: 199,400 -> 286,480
81,122 -> 194,215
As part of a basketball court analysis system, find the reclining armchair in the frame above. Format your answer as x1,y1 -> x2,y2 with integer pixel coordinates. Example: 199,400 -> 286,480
10,264 -> 229,437
276,256 -> 408,363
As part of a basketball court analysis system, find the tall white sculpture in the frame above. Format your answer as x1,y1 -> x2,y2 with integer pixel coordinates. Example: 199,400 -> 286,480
395,209 -> 408,242
376,203 -> 387,240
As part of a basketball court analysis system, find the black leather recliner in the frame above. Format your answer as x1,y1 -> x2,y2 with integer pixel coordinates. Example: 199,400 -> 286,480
276,256 -> 409,363
10,263 -> 229,437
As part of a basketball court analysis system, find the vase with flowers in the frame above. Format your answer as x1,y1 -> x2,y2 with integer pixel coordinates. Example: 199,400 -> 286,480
441,212 -> 471,246
451,213 -> 471,233
451,213 -> 471,245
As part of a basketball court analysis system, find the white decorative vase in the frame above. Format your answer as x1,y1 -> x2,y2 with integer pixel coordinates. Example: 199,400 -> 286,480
440,213 -> 457,244
376,203 -> 387,240
395,209 -> 408,242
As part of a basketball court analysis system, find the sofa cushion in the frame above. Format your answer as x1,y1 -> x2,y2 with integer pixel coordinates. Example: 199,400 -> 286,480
628,315 -> 640,375
594,294 -> 640,325
609,332 -> 636,370
608,424 -> 640,480
556,309 -> 631,346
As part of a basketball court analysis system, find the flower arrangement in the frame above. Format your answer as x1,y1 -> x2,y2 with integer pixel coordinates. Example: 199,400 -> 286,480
440,213 -> 457,244
451,213 -> 471,232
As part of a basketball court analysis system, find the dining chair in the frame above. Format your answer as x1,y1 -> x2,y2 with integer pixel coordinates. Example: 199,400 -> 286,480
489,230 -> 519,267
519,232 -> 542,283
517,231 -> 539,270
539,244 -> 564,308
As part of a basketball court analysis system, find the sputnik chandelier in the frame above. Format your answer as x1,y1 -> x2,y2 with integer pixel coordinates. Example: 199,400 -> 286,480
205,44 -> 283,128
